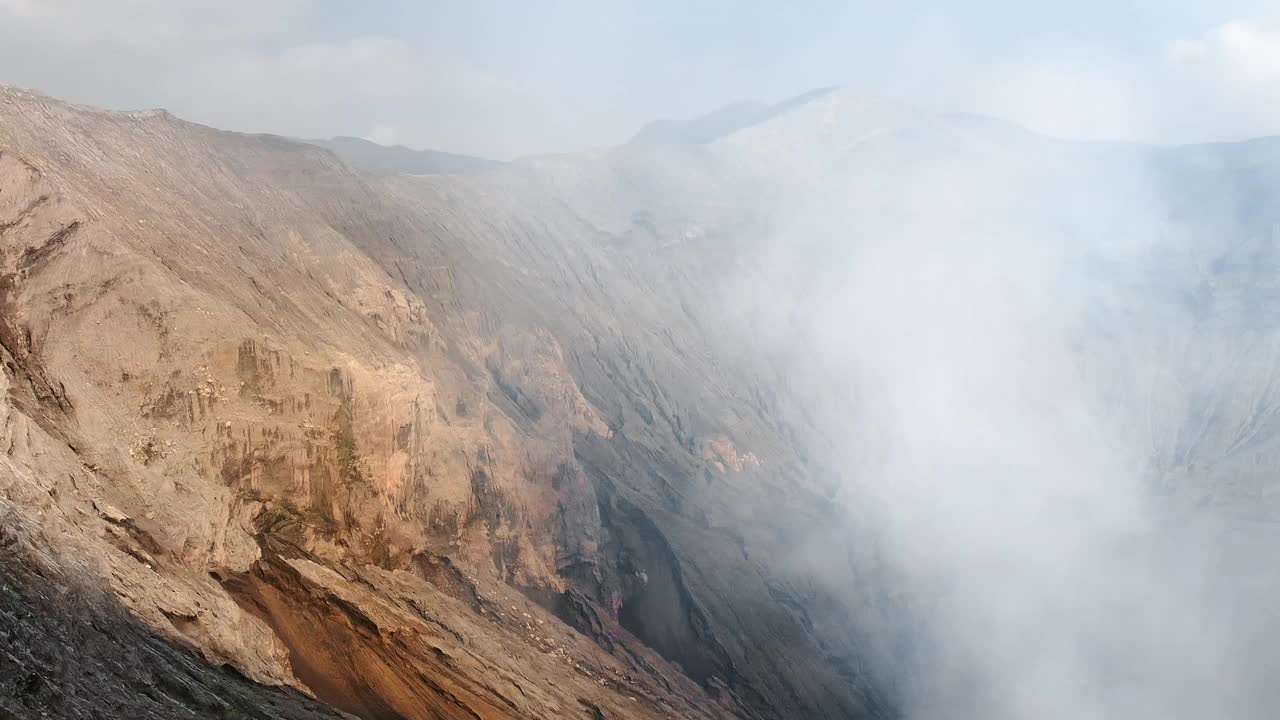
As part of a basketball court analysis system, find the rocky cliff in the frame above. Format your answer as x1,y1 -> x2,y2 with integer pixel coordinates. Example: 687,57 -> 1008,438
0,86 -> 894,719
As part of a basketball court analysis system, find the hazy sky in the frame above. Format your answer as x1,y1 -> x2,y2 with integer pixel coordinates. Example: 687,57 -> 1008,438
1,1 -> 1278,159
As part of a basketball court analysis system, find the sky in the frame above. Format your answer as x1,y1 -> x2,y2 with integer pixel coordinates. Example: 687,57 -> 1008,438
0,1 -> 1278,159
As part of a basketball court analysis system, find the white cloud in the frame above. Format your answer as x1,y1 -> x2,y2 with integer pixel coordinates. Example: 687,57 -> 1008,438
171,36 -> 410,139
949,18 -> 1280,145
1158,19 -> 1280,140
1170,20 -> 1280,86
1168,20 -> 1280,90
0,0 -> 368,134
192,36 -> 411,106
964,59 -> 1145,142
0,0 -> 301,51
0,0 -> 415,136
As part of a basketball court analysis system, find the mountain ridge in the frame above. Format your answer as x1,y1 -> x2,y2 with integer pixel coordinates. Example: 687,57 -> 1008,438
305,135 -> 501,176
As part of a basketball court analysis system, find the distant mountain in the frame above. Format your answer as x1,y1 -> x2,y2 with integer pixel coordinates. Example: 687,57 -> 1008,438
629,87 -> 837,145
306,135 -> 500,175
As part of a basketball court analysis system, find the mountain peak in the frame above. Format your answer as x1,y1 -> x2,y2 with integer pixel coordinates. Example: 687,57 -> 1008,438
629,86 -> 841,146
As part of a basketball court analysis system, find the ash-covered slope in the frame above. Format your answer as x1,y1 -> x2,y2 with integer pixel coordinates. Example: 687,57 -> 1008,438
0,86 -> 890,719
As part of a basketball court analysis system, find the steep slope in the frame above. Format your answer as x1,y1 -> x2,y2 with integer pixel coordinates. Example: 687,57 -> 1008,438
0,461 -> 354,720
0,86 -> 891,719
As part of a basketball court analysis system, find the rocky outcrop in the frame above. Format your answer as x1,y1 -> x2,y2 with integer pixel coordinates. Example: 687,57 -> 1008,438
0,480 -> 352,720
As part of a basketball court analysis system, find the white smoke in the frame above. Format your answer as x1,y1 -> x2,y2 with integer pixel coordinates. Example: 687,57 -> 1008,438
727,99 -> 1280,718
